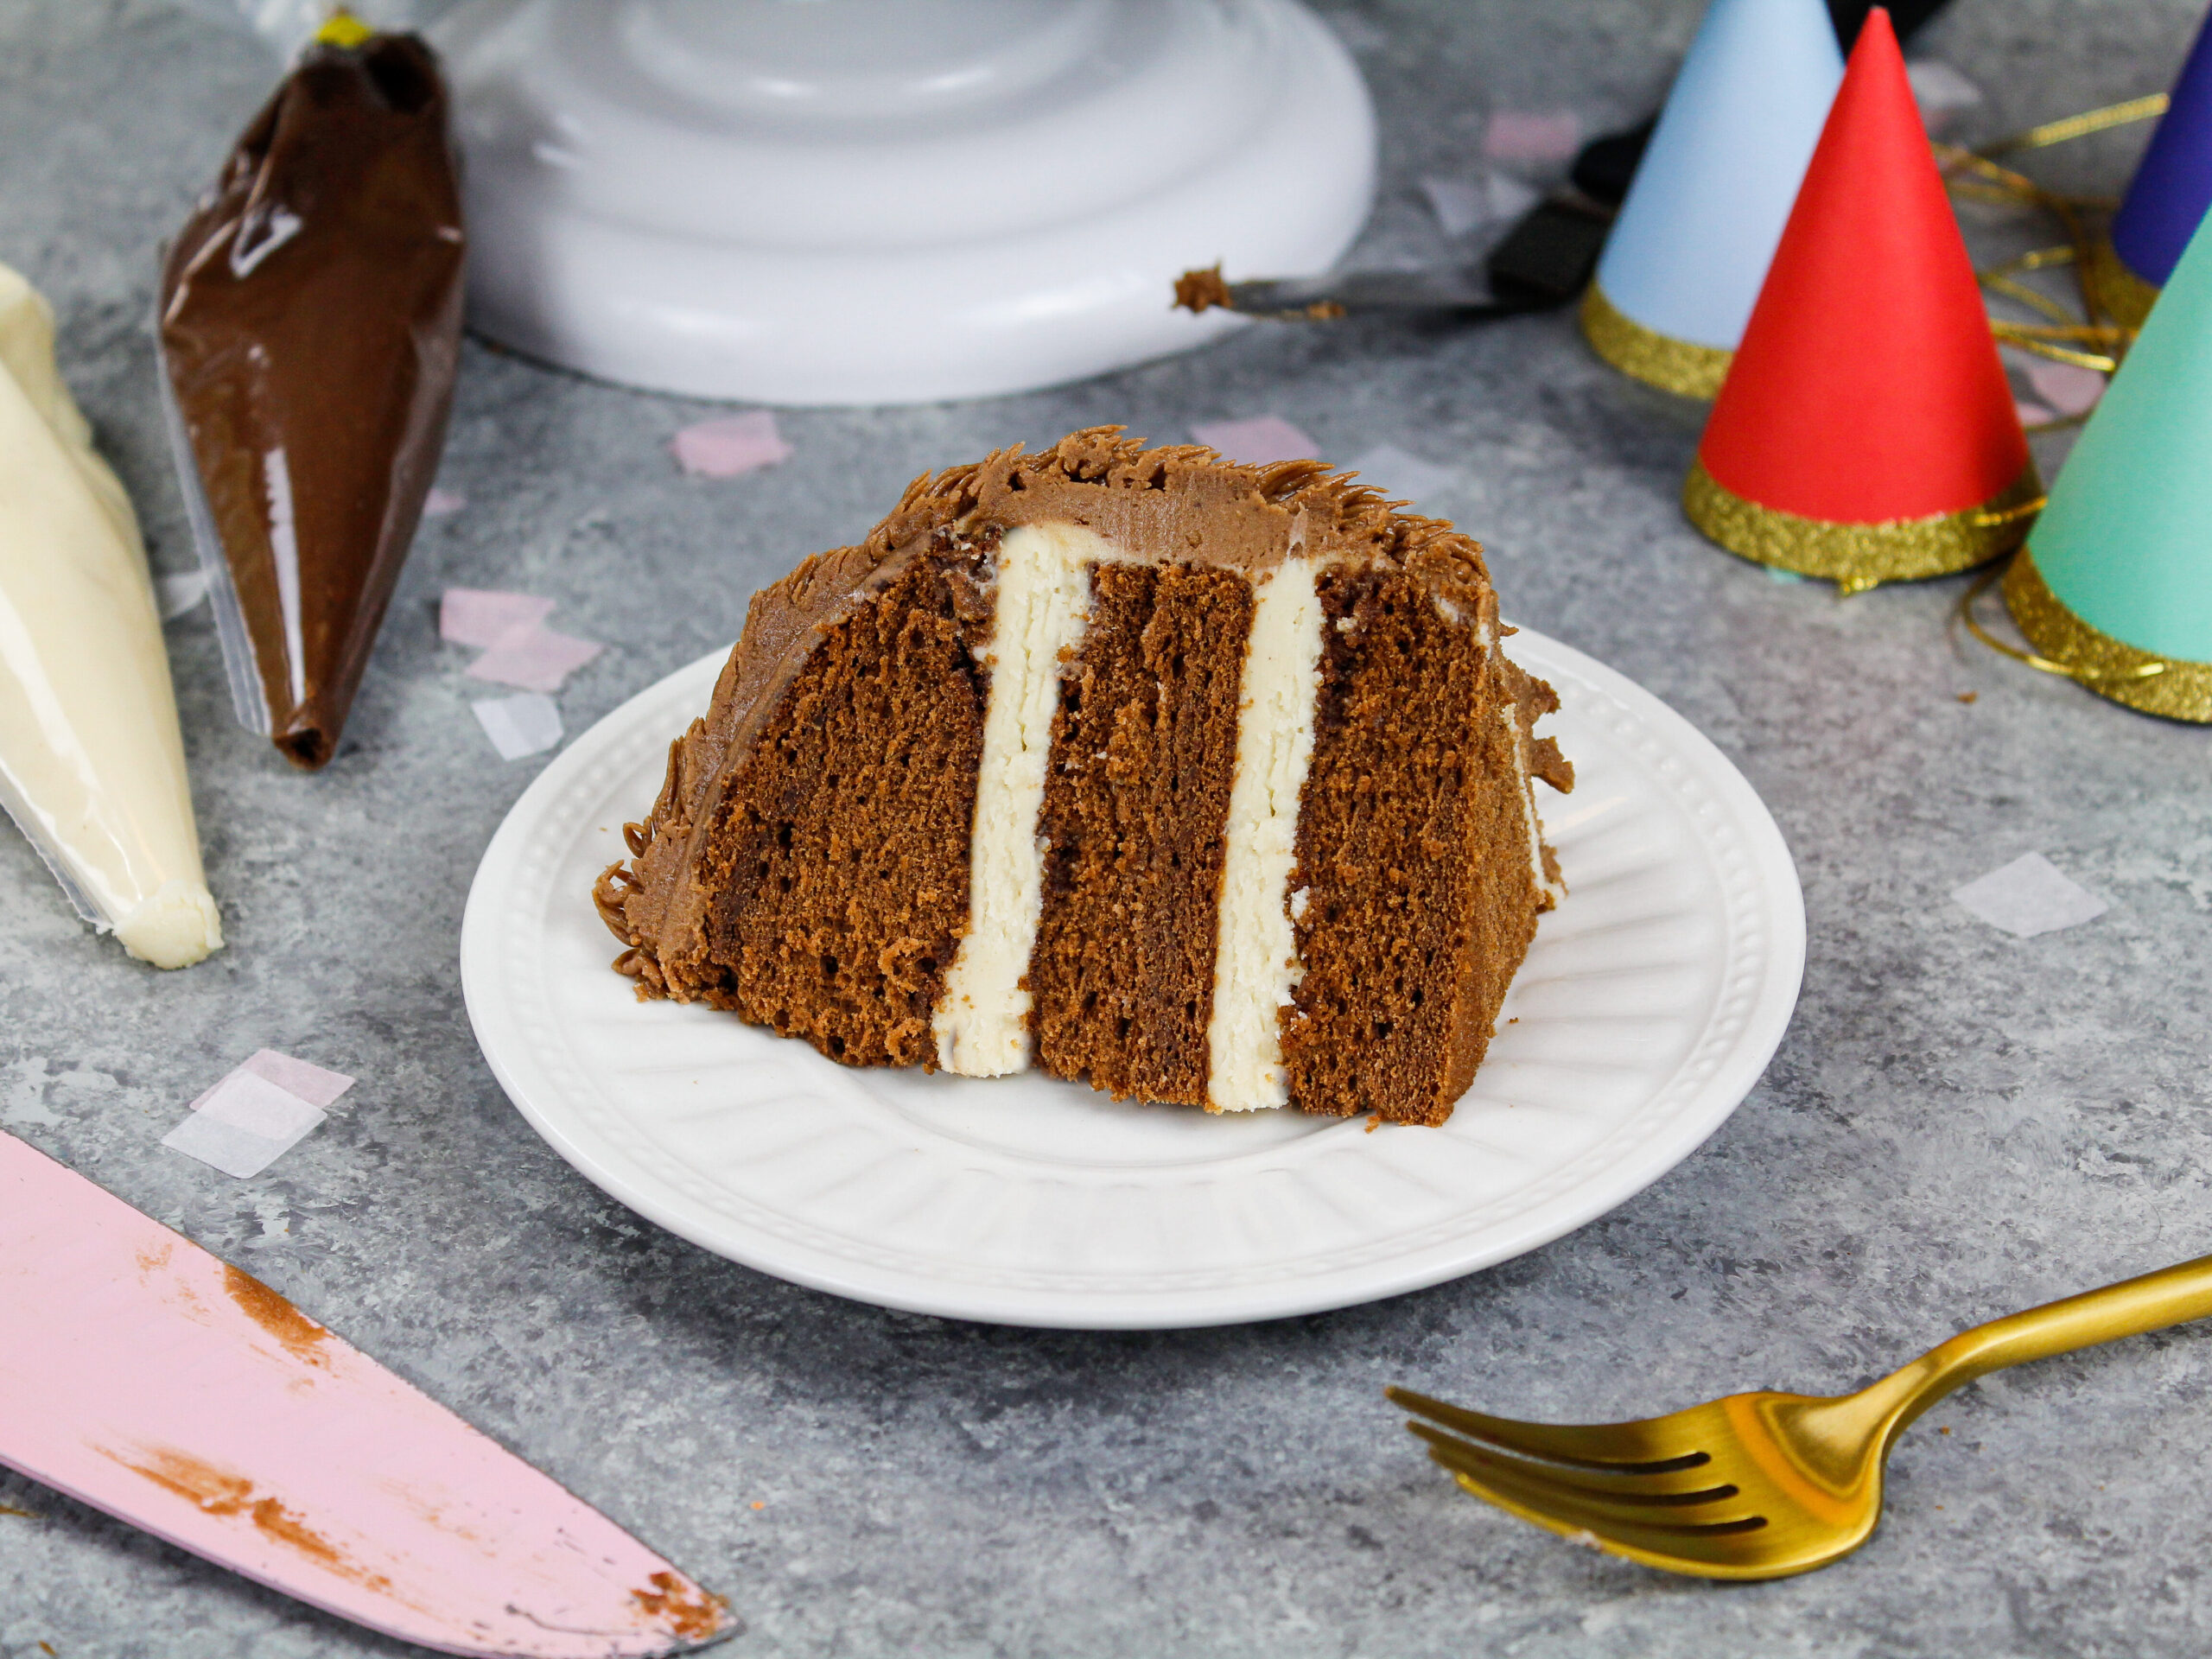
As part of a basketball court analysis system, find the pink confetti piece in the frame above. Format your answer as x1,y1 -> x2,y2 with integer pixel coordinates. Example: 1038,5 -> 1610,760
1483,110 -> 1582,165
2015,399 -> 2058,428
465,624 -> 605,695
243,1049 -> 354,1109
423,487 -> 467,518
472,693 -> 564,761
1191,416 -> 1319,467
2026,359 -> 2106,416
187,1049 -> 355,1114
441,588 -> 556,650
671,410 -> 792,478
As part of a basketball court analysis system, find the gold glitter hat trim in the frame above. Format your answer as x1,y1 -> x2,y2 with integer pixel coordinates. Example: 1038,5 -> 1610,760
2001,550 -> 2212,721
1580,283 -> 1734,400
2081,233 -> 2159,330
1682,457 -> 2043,593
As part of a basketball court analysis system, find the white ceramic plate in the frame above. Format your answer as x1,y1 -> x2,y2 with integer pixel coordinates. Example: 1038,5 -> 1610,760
461,631 -> 1803,1329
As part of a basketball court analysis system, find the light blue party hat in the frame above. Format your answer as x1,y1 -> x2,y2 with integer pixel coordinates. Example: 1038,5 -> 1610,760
1582,0 -> 1844,397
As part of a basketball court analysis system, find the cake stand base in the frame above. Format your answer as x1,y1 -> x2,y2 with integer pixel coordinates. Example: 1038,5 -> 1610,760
433,0 -> 1376,406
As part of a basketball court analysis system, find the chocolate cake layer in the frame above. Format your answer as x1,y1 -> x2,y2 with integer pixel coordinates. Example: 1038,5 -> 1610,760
1284,566 -> 1534,1126
598,537 -> 992,1067
1028,562 -> 1251,1104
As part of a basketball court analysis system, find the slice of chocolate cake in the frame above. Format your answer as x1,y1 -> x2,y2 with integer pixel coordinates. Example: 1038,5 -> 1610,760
594,429 -> 1571,1125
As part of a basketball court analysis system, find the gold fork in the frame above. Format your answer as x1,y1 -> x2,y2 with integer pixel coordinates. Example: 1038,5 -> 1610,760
1389,1252 -> 2212,1580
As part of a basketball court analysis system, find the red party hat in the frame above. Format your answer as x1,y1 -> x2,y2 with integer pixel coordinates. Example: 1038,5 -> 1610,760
1683,8 -> 2037,590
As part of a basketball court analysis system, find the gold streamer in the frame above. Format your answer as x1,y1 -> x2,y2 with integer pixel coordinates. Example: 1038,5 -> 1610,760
1971,494 -> 2047,527
1987,321 -> 2120,372
1683,459 -> 2041,594
1578,283 -> 1733,399
1929,93 -> 2206,718
1976,92 -> 2170,158
2080,233 -> 2160,329
1980,249 -> 2080,326
1937,146 -> 2066,209
1986,554 -> 2212,721
1937,105 -> 2164,353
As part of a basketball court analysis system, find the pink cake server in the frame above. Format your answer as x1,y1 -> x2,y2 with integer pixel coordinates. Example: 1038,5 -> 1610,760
0,1130 -> 735,1656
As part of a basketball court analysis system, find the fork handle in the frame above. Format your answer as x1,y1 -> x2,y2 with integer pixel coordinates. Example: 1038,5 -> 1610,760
1884,1252 -> 2212,1430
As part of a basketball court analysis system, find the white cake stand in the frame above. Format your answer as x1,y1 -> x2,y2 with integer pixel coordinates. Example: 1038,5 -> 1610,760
432,0 -> 1376,406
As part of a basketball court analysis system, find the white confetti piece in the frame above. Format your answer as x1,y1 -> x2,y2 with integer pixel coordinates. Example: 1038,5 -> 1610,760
671,410 -> 792,478
1347,443 -> 1461,505
1192,416 -> 1319,467
163,1070 -> 327,1179
2015,398 -> 2058,427
423,487 -> 467,518
1908,60 -> 1984,130
465,624 -> 604,694
1421,176 -> 1490,238
1952,853 -> 2108,938
1484,110 -> 1581,166
155,570 -> 210,620
441,588 -> 557,650
473,692 -> 564,760
1485,171 -> 1541,223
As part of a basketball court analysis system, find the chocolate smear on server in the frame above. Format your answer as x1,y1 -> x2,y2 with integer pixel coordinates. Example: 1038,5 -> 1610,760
223,1262 -> 332,1364
157,26 -> 464,770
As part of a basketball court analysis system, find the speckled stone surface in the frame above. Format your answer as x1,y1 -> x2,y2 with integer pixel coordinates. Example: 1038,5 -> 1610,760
6,3 -> 2212,1655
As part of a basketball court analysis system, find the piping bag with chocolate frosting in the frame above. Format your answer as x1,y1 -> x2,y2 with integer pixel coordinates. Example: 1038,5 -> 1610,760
0,264 -> 222,969
158,19 -> 463,770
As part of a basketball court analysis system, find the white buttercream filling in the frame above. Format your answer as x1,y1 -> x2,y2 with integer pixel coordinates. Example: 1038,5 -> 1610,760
1204,556 -> 1325,1112
931,521 -> 1109,1077
1503,700 -> 1566,906
931,531 -> 1549,1096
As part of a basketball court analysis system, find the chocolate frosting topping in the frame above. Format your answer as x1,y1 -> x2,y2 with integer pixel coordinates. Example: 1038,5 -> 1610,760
159,32 -> 464,769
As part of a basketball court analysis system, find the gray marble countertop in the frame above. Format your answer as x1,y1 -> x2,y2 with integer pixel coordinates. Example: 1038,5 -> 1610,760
6,3 -> 2212,1655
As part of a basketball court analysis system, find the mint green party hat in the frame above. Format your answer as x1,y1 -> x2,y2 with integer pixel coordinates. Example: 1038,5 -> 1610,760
2005,206 -> 2212,720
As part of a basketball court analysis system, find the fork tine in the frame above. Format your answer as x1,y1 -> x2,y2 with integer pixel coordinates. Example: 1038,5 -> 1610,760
1412,1427 -> 1761,1528
1402,1423 -> 1729,1502
1442,1461 -> 1769,1545
1388,1386 -> 1709,1473
1405,1423 -> 1743,1506
1441,1464 -> 1782,1580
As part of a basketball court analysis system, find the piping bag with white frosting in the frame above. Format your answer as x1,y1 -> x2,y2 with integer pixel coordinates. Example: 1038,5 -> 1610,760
0,264 -> 223,969
157,18 -> 463,770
